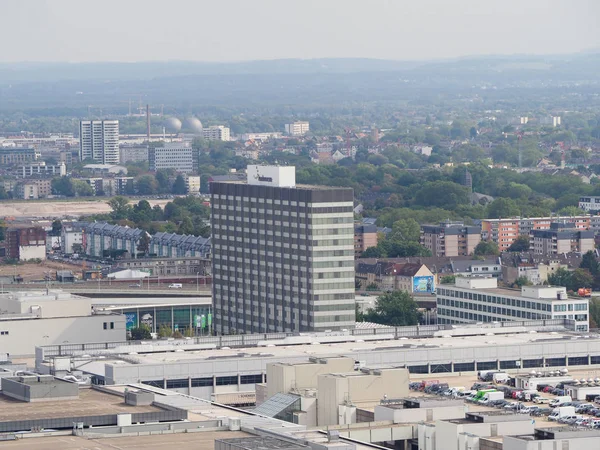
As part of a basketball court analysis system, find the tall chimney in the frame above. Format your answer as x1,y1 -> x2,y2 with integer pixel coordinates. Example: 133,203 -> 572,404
146,104 -> 151,143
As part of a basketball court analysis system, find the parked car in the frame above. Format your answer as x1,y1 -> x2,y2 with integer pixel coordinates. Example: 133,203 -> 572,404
128,283 -> 141,288
531,408 -> 552,417
533,397 -> 551,404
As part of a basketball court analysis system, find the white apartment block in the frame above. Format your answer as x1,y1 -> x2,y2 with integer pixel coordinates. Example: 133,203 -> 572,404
579,196 -> 600,212
436,277 -> 589,332
79,120 -> 120,164
285,121 -> 310,136
202,125 -> 230,141
184,175 -> 201,194
148,144 -> 197,173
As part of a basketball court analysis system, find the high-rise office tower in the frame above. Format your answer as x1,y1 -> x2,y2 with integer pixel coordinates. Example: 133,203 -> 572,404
79,120 -> 120,164
211,165 -> 355,334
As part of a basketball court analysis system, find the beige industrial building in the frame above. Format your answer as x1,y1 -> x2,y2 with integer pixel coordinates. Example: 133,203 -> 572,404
374,398 -> 466,424
317,367 -> 409,426
256,357 -> 409,427
418,411 -> 535,450
0,290 -> 125,356
263,357 -> 354,401
485,428 -> 600,450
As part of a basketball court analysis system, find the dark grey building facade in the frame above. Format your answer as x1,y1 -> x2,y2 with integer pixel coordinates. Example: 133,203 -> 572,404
210,170 -> 355,334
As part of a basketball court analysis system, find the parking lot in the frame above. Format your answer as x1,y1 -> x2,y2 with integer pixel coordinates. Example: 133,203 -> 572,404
409,369 -> 600,429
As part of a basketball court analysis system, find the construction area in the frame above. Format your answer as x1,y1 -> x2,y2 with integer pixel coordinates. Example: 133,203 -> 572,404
1,260 -> 82,282
1,199 -> 171,219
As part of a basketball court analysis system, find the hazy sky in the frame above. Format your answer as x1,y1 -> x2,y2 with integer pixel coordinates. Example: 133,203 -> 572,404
3,0 -> 599,62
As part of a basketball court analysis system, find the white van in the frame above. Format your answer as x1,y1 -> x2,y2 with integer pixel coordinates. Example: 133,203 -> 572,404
168,283 -> 183,289
549,395 -> 572,407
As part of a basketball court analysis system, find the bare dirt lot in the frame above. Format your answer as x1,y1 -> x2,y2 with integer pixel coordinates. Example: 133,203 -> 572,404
0,199 -> 171,219
1,260 -> 82,281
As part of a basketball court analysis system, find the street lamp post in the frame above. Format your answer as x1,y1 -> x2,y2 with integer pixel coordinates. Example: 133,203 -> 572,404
196,272 -> 199,292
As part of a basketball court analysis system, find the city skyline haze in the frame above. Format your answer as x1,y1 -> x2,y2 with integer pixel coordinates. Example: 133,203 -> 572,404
2,0 -> 599,63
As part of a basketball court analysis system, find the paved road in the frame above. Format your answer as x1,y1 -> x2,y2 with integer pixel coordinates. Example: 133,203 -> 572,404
1,283 -> 211,295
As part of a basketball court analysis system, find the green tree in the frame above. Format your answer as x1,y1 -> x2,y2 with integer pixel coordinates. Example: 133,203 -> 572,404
474,241 -> 500,256
158,324 -> 173,338
355,303 -> 365,322
172,175 -> 187,195
136,232 -> 151,256
440,275 -> 456,284
570,268 -> 594,291
580,251 -> 599,276
590,298 -> 600,329
507,235 -> 530,252
155,170 -> 172,193
73,180 -> 94,197
547,267 -> 572,289
136,175 -> 158,195
414,181 -> 470,209
129,324 -> 151,340
487,198 -> 520,219
364,291 -> 420,326
51,176 -> 75,197
558,206 -> 584,216
389,218 -> 421,243
107,196 -> 131,220
513,276 -> 532,288
51,219 -> 63,237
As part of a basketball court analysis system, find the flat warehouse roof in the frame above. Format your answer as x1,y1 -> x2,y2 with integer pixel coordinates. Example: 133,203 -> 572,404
0,431 -> 252,450
99,331 -> 596,366
0,388 -> 161,422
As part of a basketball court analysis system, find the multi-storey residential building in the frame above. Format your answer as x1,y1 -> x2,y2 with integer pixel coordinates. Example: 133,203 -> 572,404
149,232 -> 211,258
284,121 -> 310,136
579,196 -> 600,212
82,222 -> 211,260
211,165 -> 355,334
354,224 -> 378,256
481,215 -> 600,251
83,223 -> 149,259
355,261 -> 435,293
420,221 -> 482,257
15,183 -> 39,200
436,276 -> 589,331
16,178 -> 52,198
148,144 -> 197,173
16,162 -> 66,178
0,148 -> 39,165
202,125 -> 230,141
6,227 -> 47,261
61,223 -> 85,254
184,175 -> 201,194
79,120 -> 120,164
530,222 -> 595,256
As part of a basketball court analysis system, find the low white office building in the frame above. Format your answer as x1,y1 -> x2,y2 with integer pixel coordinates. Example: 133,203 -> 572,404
0,290 -> 125,356
436,276 -> 590,332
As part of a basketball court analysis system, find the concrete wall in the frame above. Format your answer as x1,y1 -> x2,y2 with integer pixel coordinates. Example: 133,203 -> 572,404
317,368 -> 409,426
0,315 -> 125,356
418,423 -> 436,450
0,292 -> 92,318
347,369 -> 409,405
2,377 -> 78,402
374,404 -> 466,423
19,244 -> 46,261
502,436 -> 600,450
435,420 -> 534,450
317,373 -> 346,426
266,357 -> 354,398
